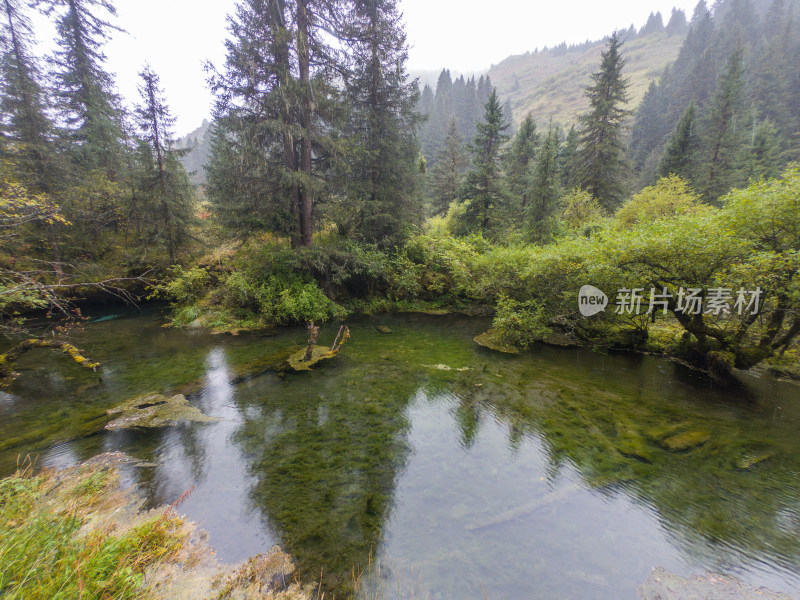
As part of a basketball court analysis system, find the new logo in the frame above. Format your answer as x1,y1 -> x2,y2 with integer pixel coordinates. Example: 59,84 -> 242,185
578,285 -> 608,316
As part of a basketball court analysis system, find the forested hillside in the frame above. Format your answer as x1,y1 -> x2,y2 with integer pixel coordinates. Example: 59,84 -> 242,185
629,0 -> 800,189
489,10 -> 688,128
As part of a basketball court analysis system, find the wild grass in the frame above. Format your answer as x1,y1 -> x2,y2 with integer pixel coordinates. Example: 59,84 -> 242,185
0,458 -> 185,600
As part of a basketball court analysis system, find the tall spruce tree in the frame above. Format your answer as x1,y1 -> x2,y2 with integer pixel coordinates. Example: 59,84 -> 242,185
430,116 -> 467,215
344,0 -> 422,248
527,122 -> 561,243
207,0 -> 344,247
133,65 -> 194,262
559,124 -> 579,190
659,102 -> 699,181
458,88 -> 509,234
0,0 -> 53,183
504,113 -> 539,209
43,0 -> 125,177
576,31 -> 630,212
699,46 -> 745,201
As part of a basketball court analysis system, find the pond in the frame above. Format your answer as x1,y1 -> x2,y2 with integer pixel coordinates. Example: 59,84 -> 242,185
1,309 -> 799,599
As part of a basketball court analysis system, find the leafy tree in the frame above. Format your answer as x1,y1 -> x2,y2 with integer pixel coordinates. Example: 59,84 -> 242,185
616,174 -> 701,227
560,188 -> 602,230
430,117 -> 467,216
457,88 -> 509,234
133,65 -> 194,262
504,113 -> 538,210
658,102 -> 699,181
344,0 -> 422,248
576,31 -> 631,212
526,123 -> 560,242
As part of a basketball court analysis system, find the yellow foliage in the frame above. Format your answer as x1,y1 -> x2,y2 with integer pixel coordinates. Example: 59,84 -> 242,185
616,175 -> 702,227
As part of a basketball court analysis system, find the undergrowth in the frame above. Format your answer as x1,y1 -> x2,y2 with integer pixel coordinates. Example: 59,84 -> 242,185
0,462 -> 183,600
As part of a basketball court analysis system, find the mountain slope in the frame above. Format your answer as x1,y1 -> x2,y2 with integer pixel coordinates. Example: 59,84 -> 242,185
490,31 -> 686,128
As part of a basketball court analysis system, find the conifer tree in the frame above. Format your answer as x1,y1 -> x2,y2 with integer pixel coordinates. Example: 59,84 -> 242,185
527,123 -> 561,242
699,46 -> 745,201
207,0 -> 344,247
745,118 -> 780,181
659,102 -> 698,181
576,31 -> 630,211
430,117 -> 467,215
504,113 -> 538,209
458,88 -> 509,234
0,0 -> 53,182
559,124 -> 579,189
42,0 -> 125,177
344,0 -> 422,248
133,65 -> 194,262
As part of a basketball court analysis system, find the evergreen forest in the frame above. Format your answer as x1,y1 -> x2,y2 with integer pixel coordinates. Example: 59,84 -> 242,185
2,0 -> 800,382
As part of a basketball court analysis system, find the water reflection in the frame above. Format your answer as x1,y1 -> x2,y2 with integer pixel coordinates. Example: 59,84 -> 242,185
2,312 -> 800,599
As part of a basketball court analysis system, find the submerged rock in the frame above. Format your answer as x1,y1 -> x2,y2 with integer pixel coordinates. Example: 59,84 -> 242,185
639,566 -> 794,600
473,329 -> 521,354
422,363 -> 472,372
375,325 -> 392,334
106,393 -> 221,430
735,449 -> 776,470
659,430 -> 711,451
615,421 -> 652,462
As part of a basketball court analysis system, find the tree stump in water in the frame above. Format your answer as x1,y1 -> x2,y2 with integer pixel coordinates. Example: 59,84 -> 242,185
287,324 -> 350,372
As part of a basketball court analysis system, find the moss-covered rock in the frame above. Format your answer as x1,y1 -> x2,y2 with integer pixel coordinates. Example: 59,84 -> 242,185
473,329 -> 521,354
106,393 -> 221,430
659,430 -> 711,452
286,346 -> 341,372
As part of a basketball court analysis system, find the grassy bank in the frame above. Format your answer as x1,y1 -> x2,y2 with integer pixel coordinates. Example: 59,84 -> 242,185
0,454 -> 314,600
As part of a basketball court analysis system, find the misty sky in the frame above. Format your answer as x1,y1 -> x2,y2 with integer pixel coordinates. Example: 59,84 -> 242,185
28,0 -> 701,136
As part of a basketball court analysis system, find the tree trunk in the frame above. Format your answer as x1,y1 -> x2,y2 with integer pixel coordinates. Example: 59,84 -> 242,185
297,0 -> 313,247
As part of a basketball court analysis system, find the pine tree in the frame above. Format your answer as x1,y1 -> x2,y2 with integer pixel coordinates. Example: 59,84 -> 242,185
430,117 -> 467,215
43,0 -> 125,177
666,8 -> 688,35
207,0 -> 344,247
133,65 -> 194,262
527,122 -> 561,243
504,113 -> 538,209
576,31 -> 630,212
745,118 -> 780,181
458,88 -> 509,234
0,0 -> 53,183
344,0 -> 422,248
559,124 -> 579,189
417,84 -> 434,115
659,102 -> 699,181
421,69 -> 453,163
639,11 -> 665,36
698,46 -> 746,201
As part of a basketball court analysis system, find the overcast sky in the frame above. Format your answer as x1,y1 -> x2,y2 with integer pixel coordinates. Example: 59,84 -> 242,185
28,0 -> 701,136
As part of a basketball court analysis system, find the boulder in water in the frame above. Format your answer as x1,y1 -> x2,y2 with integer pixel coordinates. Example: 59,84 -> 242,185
106,393 -> 221,430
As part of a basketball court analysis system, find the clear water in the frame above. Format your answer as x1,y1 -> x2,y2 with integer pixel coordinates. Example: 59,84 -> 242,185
1,308 -> 799,599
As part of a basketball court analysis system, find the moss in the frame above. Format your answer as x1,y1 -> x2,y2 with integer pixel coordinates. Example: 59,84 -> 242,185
658,430 -> 711,452
473,328 -> 521,354
105,393 -> 221,430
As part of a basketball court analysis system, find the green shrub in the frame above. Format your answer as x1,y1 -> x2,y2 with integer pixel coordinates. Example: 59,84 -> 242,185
492,295 -> 552,348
